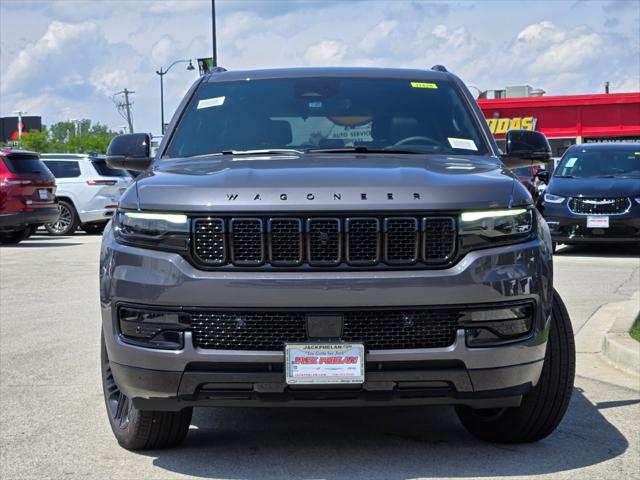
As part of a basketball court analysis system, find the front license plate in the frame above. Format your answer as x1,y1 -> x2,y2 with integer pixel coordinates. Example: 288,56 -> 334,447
587,216 -> 609,228
285,343 -> 365,385
37,189 -> 48,200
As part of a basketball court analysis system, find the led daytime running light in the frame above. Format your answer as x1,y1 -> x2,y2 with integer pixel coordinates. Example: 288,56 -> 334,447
460,208 -> 528,223
124,212 -> 187,224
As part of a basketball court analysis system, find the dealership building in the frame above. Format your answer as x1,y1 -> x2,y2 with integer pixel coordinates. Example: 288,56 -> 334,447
477,90 -> 640,157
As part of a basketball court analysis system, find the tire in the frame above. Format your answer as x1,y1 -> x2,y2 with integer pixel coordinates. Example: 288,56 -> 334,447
456,289 -> 575,443
26,225 -> 39,237
82,223 -> 105,234
0,227 -> 31,245
44,200 -> 78,236
101,334 -> 192,450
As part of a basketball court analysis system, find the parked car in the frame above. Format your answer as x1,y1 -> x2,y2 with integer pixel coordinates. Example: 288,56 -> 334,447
0,148 -> 59,244
40,154 -> 131,235
511,165 -> 542,200
100,66 -> 575,450
537,143 -> 640,250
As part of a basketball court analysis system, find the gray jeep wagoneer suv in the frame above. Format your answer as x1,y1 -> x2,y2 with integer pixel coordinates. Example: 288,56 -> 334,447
100,67 -> 575,449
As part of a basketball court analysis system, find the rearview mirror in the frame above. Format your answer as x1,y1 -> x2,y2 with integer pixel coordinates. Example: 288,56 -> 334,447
501,130 -> 552,169
106,133 -> 152,171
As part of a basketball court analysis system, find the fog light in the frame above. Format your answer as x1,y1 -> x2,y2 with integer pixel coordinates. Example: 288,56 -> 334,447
461,304 -> 533,347
119,307 -> 190,350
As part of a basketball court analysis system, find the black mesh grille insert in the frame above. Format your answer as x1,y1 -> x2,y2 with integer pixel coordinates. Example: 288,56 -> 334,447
190,308 -> 461,350
191,312 -> 307,350
423,217 -> 456,263
269,218 -> 302,265
230,218 -> 264,264
193,219 -> 225,264
192,215 -> 457,269
569,197 -> 631,215
346,218 -> 379,265
308,218 -> 341,265
384,218 -> 418,264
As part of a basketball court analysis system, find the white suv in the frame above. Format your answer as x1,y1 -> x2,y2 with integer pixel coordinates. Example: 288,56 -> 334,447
41,154 -> 131,235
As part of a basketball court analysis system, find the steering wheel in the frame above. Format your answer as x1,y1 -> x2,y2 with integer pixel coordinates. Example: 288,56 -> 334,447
389,136 -> 441,147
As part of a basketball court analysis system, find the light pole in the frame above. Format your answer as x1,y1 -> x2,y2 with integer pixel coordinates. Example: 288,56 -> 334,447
12,110 -> 27,143
211,0 -> 217,66
156,59 -> 195,135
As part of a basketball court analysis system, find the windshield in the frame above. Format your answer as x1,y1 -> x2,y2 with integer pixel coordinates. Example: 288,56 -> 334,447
555,146 -> 640,178
165,77 -> 489,158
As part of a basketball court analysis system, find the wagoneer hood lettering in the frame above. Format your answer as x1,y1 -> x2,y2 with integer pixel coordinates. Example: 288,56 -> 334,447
125,153 -> 524,211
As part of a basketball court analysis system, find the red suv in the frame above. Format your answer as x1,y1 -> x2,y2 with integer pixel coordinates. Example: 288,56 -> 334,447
0,148 -> 59,244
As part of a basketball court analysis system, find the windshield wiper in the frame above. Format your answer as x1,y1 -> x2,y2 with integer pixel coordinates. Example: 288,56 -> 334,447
307,146 -> 425,155
220,148 -> 304,155
554,175 -> 574,178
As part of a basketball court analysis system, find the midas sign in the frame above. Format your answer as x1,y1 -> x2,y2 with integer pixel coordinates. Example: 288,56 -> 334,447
486,117 -> 537,135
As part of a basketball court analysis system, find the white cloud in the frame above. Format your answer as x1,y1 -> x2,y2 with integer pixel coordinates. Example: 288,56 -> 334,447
303,40 -> 348,65
1,1 -> 638,134
512,21 -> 603,74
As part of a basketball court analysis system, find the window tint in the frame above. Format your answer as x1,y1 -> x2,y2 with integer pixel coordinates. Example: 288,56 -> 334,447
91,161 -> 129,177
166,77 -> 489,158
43,160 -> 81,178
1,156 -> 49,174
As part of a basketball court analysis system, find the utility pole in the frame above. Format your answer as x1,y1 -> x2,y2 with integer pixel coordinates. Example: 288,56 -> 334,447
112,89 -> 135,133
12,110 -> 27,143
211,0 -> 217,66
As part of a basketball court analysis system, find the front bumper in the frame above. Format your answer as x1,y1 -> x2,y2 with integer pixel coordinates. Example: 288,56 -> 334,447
539,201 -> 640,244
0,207 -> 60,229
77,207 -> 116,225
100,223 -> 554,410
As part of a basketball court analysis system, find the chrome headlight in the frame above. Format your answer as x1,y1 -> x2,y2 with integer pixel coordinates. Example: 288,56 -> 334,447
543,193 -> 565,204
113,211 -> 190,252
459,208 -> 534,248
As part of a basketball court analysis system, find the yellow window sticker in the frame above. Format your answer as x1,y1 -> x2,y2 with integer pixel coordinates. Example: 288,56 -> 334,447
410,82 -> 438,89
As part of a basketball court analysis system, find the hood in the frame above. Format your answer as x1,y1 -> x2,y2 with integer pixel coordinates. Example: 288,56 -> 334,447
548,176 -> 640,198
122,153 -> 524,212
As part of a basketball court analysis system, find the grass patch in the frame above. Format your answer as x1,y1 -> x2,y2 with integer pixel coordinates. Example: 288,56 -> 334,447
630,314 -> 640,342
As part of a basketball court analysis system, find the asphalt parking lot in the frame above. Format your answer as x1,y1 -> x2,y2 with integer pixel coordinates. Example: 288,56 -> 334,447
1,234 -> 638,480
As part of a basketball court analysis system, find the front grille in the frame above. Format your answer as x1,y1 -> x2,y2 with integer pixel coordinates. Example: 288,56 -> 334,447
230,218 -> 264,264
308,218 -> 341,265
568,197 -> 631,215
190,308 -> 461,350
192,215 -> 457,268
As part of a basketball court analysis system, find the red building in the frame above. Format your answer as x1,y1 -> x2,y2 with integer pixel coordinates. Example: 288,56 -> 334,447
477,92 -> 640,157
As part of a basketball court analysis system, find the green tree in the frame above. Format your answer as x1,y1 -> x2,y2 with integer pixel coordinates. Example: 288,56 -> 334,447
19,119 -> 119,154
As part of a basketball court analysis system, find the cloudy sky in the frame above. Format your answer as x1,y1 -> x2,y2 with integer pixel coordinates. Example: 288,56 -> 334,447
1,0 -> 639,135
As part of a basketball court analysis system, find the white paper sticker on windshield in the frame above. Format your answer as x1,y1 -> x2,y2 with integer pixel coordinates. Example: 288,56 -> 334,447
197,96 -> 225,109
565,157 -> 577,167
448,137 -> 478,151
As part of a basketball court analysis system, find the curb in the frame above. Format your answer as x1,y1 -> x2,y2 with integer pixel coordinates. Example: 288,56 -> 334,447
602,291 -> 640,377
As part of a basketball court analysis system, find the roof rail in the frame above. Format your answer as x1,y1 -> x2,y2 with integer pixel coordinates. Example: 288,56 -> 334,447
431,65 -> 448,72
209,66 -> 227,73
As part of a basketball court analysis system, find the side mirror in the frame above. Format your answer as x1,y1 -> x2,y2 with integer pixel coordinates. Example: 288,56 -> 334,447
106,133 -> 152,171
535,170 -> 550,184
501,130 -> 552,169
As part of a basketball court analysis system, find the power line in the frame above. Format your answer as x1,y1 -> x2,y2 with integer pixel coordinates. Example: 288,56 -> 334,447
112,89 -> 135,133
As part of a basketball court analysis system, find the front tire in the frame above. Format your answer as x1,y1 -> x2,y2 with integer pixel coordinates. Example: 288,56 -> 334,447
101,334 -> 192,450
45,200 -> 78,236
456,289 -> 575,443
